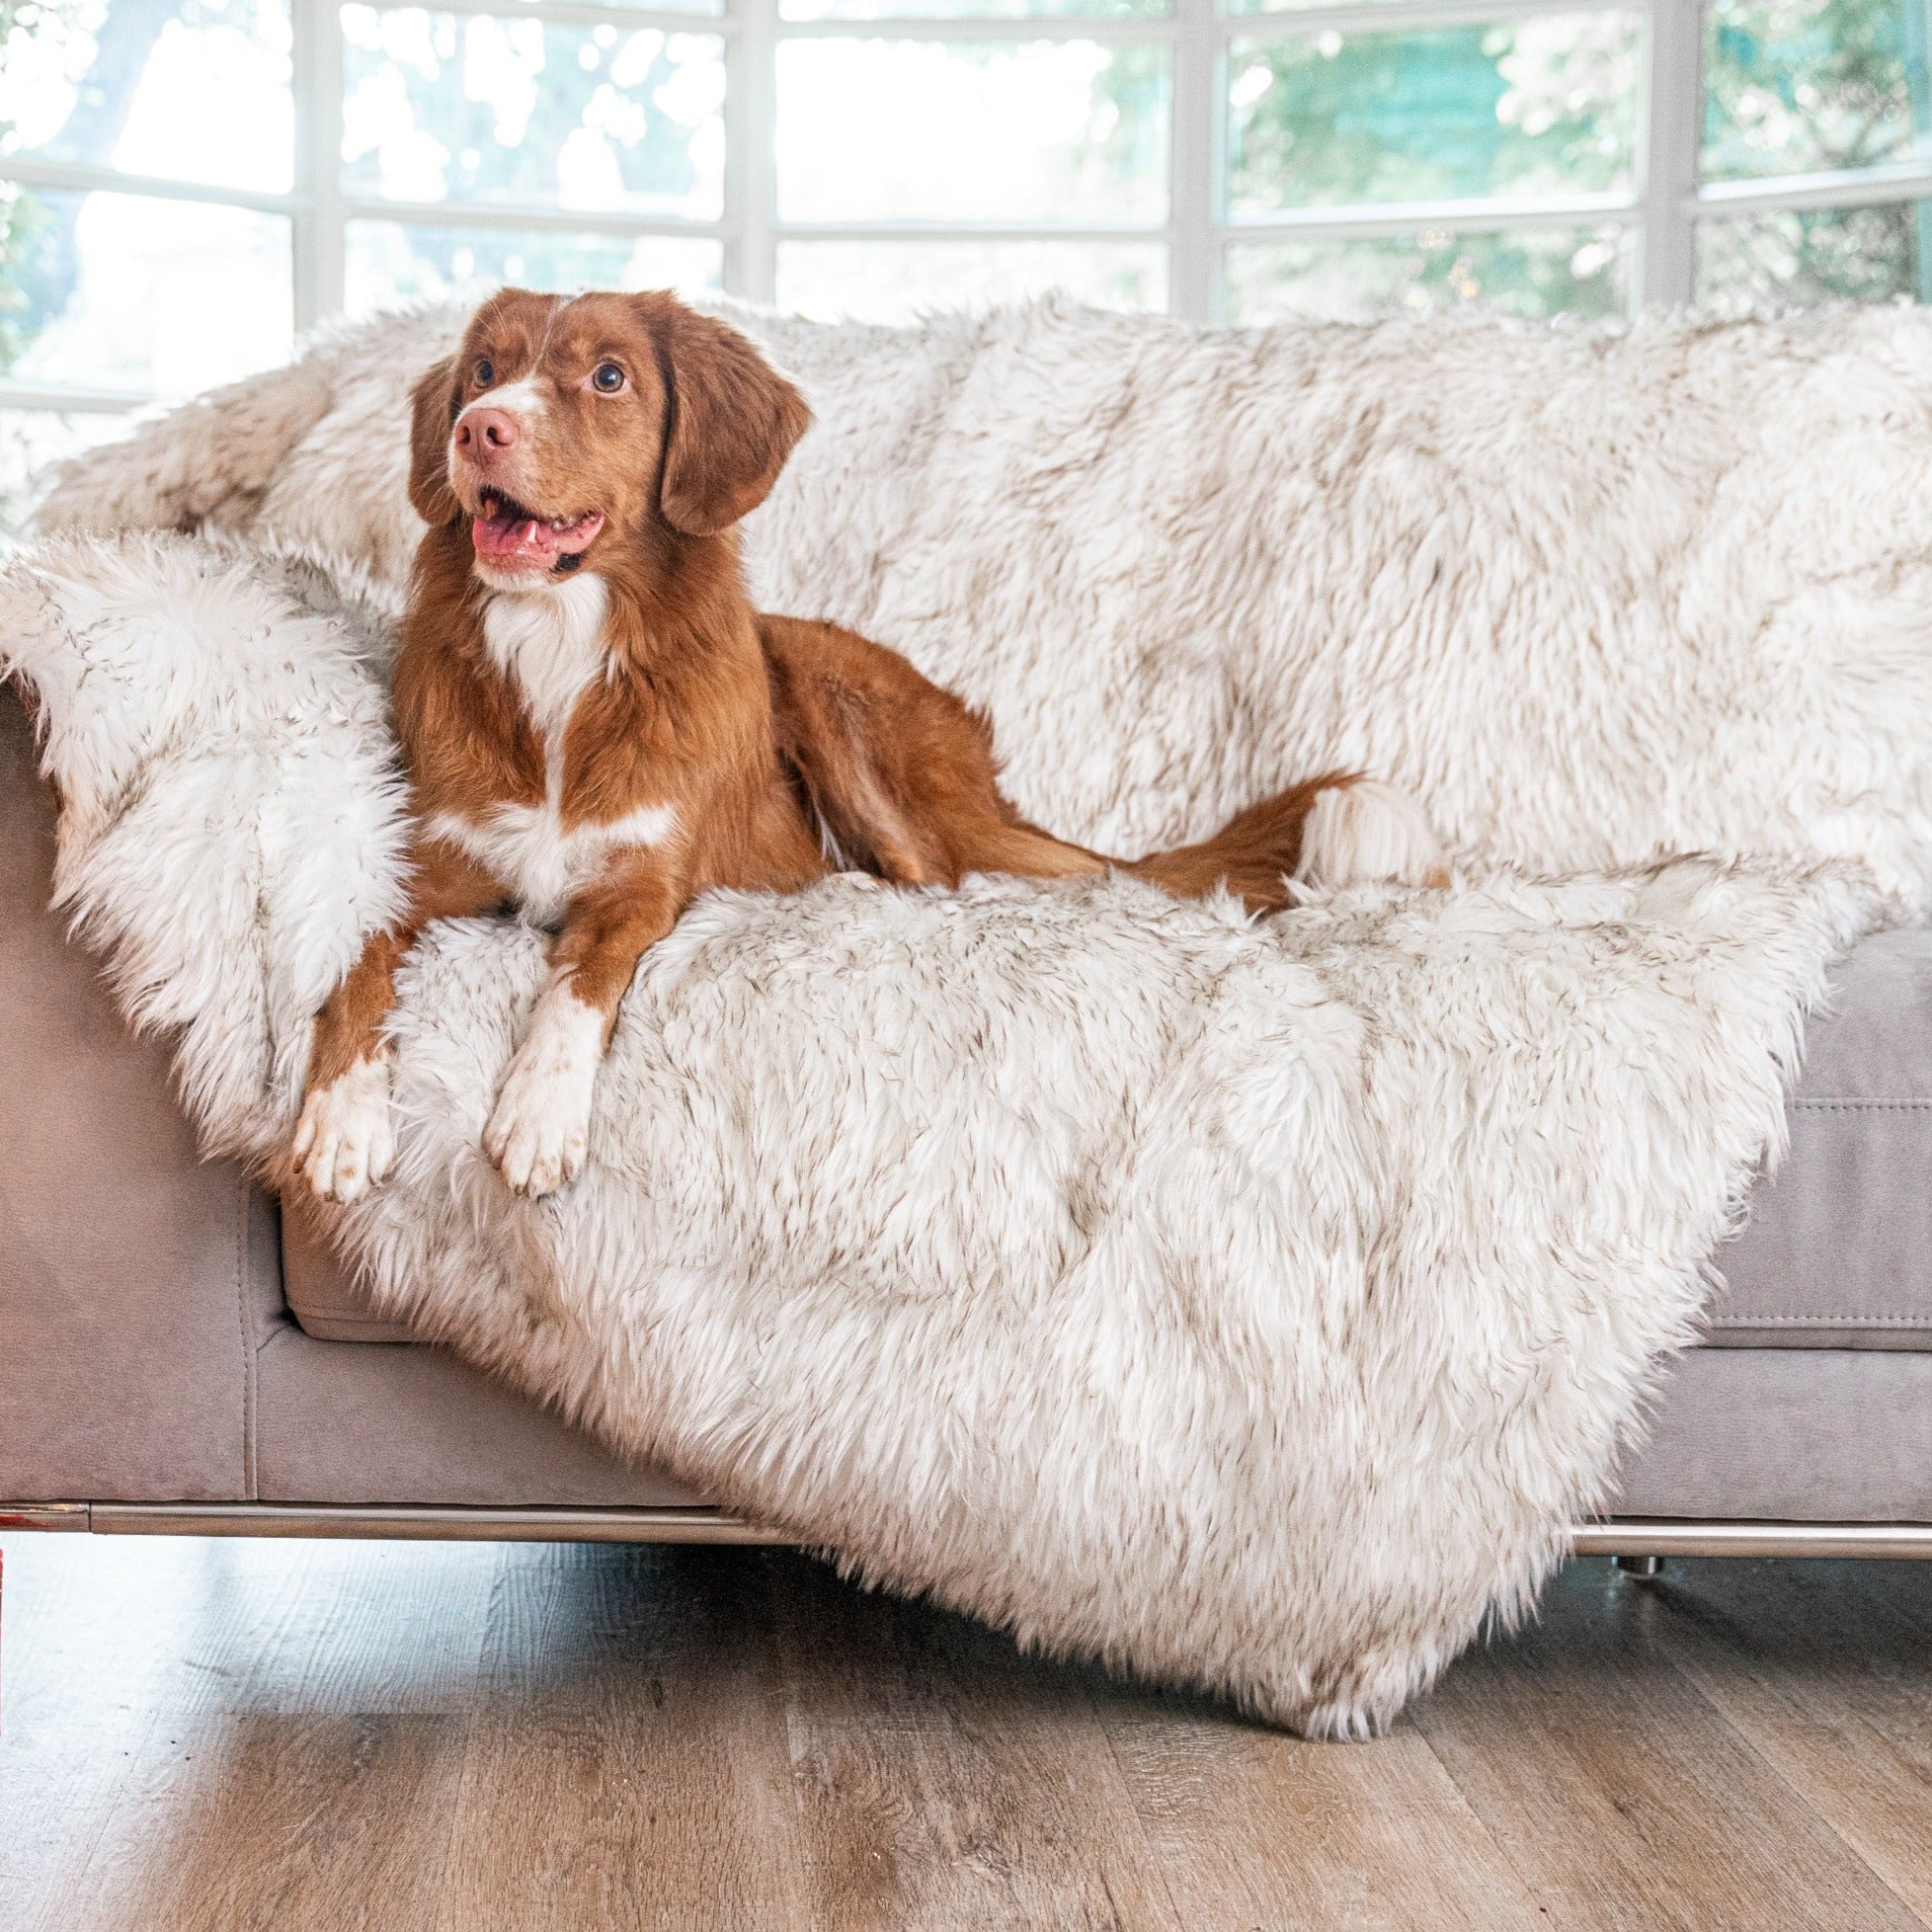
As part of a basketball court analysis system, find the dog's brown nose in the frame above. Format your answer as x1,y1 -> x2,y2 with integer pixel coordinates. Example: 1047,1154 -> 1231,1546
454,407 -> 519,459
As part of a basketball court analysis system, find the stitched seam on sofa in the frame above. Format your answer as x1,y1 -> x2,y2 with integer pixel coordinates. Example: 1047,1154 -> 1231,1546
1790,1098 -> 1932,1108
1709,1313 -> 1932,1326
237,1173 -> 257,1500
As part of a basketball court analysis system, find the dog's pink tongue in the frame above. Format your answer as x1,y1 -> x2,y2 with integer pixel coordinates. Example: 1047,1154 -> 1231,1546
472,511 -> 558,564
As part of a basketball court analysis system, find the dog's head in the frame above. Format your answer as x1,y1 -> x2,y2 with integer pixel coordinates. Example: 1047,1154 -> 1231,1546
408,287 -> 812,589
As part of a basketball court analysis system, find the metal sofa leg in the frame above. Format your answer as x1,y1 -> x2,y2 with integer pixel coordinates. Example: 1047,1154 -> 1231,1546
1613,1554 -> 1666,1579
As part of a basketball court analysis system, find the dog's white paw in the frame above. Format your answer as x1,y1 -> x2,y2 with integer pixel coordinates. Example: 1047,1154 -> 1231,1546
483,986 -> 604,1198
292,1055 -> 395,1205
1296,779 -> 1448,890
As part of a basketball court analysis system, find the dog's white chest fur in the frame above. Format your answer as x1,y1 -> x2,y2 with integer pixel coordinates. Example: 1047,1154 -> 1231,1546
482,570 -> 610,740
428,574 -> 678,923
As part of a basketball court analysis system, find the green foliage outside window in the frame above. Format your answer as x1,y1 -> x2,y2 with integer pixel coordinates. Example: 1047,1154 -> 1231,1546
1218,0 -> 1932,318
1227,21 -> 1638,213
1698,0 -> 1932,302
0,0 -> 45,374
1221,17 -> 1640,319
6,0 -> 1932,373
338,8 -> 721,218
2,0 -> 214,376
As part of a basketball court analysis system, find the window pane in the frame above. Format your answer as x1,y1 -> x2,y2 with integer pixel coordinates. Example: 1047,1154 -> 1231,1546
345,219 -> 722,310
341,10 -> 725,218
1702,0 -> 1931,183
0,0 -> 293,195
776,40 -> 1168,222
1695,200 -> 1932,304
0,187 -> 291,397
1224,0 -> 1405,14
1226,15 -> 1640,214
0,407 -> 136,548
784,0 -> 1162,18
1224,224 -> 1630,321
775,238 -> 1166,318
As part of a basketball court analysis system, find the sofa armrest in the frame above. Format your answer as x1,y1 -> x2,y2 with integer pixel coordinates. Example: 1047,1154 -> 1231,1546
0,686 -> 283,1503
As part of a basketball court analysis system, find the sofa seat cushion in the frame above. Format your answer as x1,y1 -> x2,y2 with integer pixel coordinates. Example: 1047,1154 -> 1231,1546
1612,1345 -> 1932,1519
282,1195 -> 414,1343
255,1321 -> 705,1508
1712,926 -> 1932,1348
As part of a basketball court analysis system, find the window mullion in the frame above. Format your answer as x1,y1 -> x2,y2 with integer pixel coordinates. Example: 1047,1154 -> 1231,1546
1695,158 -> 1932,213
774,16 -> 1169,40
725,0 -> 778,305
1169,0 -> 1217,322
0,379 -> 152,412
1639,0 -> 1701,308
377,0 -> 729,30
1224,0 -> 1583,40
292,0 -> 347,332
0,155 -> 299,213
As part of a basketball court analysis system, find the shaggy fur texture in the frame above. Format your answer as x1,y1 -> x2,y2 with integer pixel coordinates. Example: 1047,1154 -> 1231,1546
14,299 -> 1932,1731
38,297 -> 1932,906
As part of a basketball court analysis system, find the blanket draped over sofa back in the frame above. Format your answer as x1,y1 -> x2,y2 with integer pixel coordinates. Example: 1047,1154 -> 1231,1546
8,297 -> 1932,1731
41,295 -> 1932,905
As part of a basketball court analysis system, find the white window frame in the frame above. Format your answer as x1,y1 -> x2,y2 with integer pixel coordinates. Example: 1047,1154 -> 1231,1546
6,0 -> 1932,420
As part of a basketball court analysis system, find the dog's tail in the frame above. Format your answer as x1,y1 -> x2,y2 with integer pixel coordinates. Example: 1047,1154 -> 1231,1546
1128,774 -> 1449,912
760,615 -> 1446,913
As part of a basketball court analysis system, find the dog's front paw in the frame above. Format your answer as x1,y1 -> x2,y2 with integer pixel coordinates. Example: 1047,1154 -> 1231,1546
292,1054 -> 395,1204
483,1059 -> 595,1198
483,990 -> 604,1198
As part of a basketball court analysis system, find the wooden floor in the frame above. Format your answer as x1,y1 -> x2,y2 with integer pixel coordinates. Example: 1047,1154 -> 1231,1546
3,1539 -> 1931,1932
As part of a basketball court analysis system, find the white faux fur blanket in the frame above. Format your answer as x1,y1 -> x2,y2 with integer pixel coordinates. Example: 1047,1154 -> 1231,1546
12,298 -> 1932,1732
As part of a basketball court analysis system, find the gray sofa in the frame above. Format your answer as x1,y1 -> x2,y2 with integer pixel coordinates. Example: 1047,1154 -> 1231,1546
4,681 -> 1931,1562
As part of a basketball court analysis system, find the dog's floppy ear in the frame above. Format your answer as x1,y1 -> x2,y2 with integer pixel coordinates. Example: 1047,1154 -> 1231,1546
407,354 -> 463,525
648,301 -> 812,537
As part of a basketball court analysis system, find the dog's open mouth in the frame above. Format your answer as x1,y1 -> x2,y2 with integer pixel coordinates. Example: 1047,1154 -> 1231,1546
471,491 -> 606,573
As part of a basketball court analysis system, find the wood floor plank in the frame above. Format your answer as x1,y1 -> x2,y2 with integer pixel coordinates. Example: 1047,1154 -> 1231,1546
1640,1558 -> 1932,1926
430,1543 -> 808,1932
8,1535 -> 1932,1931
62,1712 -> 470,1932
0,1537 -> 198,1925
195,1538 -> 501,1716
766,1553 -> 1182,1932
1095,1691 -> 1544,1932
1845,1555 -> 1932,1647
2,1535 -> 490,1932
1415,1558 -> 1925,1932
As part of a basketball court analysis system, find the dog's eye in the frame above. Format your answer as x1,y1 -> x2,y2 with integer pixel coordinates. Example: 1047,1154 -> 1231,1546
473,358 -> 494,388
592,362 -> 625,394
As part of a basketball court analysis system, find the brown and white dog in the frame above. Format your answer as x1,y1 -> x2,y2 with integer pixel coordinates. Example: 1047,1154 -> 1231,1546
291,288 -> 1442,1205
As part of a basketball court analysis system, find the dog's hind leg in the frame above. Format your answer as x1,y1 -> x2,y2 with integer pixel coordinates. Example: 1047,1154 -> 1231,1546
759,613 -> 1446,912
759,613 -> 1107,889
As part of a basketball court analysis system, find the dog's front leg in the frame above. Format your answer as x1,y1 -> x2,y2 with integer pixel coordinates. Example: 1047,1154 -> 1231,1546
294,836 -> 503,1204
484,848 -> 686,1199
